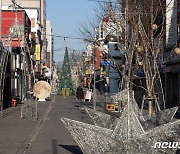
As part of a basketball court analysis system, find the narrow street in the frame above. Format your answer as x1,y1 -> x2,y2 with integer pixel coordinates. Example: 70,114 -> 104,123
0,95 -> 95,154
28,95 -> 92,154
0,0 -> 179,154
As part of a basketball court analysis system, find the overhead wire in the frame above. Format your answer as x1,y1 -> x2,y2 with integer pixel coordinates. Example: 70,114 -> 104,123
46,34 -> 83,40
58,2 -> 88,21
53,46 -> 83,52
46,34 -> 84,53
87,0 -> 116,3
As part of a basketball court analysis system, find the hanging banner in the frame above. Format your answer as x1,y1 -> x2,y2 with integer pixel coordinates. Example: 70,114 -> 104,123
35,44 -> 40,61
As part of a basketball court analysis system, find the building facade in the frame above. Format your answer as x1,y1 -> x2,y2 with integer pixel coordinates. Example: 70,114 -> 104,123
164,0 -> 180,107
46,20 -> 53,70
0,0 -> 47,108
2,0 -> 47,61
1,9 -> 32,108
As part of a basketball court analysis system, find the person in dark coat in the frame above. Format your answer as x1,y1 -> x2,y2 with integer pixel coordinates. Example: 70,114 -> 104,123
76,85 -> 84,108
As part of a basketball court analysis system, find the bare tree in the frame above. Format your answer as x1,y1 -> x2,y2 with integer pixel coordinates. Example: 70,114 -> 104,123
116,0 -> 177,115
69,50 -> 82,67
79,0 -> 177,115
132,0 -> 166,115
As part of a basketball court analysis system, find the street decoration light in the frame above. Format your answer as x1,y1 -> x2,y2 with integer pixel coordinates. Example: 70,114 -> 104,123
152,23 -> 158,31
105,35 -> 118,43
136,45 -> 143,53
174,47 -> 180,55
102,16 -> 109,23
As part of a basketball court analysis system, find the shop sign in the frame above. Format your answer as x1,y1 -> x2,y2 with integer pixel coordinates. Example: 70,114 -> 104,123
101,60 -> 113,65
35,44 -> 40,61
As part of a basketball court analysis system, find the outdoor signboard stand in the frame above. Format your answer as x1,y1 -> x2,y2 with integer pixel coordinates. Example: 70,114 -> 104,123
33,81 -> 51,120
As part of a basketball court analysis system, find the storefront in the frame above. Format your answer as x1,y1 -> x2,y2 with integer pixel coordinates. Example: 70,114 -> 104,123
165,60 -> 180,107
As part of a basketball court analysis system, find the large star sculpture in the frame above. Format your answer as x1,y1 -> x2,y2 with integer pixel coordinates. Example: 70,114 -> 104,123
61,113 -> 180,154
61,89 -> 180,153
85,89 -> 178,131
85,105 -> 178,131
61,116 -> 180,154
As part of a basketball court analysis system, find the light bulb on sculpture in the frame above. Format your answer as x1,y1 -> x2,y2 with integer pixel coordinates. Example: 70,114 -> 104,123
175,47 -> 180,55
110,36 -> 114,41
152,24 -> 158,31
136,46 -> 143,53
138,61 -> 143,66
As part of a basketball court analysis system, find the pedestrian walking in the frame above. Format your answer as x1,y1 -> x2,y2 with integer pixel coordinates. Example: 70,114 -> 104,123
76,85 -> 84,109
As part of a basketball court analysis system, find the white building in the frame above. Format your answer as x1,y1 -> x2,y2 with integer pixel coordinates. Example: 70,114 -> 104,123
94,17 -> 122,94
46,20 -> 53,70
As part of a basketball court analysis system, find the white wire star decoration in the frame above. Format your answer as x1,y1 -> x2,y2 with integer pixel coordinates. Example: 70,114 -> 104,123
61,90 -> 180,154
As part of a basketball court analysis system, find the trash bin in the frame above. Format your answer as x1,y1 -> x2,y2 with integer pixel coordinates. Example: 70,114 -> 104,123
66,88 -> 70,96
62,88 -> 65,96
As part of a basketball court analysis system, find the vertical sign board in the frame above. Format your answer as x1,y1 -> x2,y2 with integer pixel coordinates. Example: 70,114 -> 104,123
24,13 -> 31,42
166,0 -> 177,49
35,44 -> 40,61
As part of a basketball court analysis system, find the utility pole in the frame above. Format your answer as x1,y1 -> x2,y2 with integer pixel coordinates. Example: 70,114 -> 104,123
93,46 -> 96,110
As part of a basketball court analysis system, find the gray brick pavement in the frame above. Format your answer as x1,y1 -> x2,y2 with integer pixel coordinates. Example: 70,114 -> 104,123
0,95 -> 95,154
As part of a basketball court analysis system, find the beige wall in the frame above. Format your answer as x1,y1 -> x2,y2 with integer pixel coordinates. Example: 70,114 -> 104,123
2,0 -> 41,26
2,0 -> 45,27
2,0 -> 40,8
